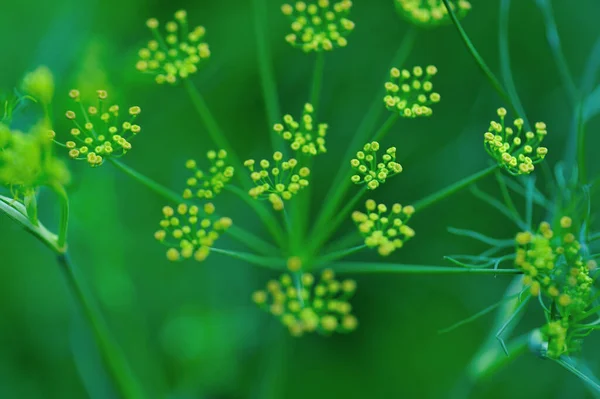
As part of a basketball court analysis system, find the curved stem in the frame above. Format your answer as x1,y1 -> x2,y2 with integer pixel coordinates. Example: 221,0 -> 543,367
313,244 -> 366,268
58,253 -> 145,399
210,247 -> 284,270
327,261 -> 523,275
413,165 -> 497,212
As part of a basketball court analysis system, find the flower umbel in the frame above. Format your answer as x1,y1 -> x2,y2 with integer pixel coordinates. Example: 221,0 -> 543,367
352,200 -> 415,256
252,269 -> 358,336
281,0 -> 355,52
350,141 -> 402,190
395,0 -> 471,27
137,10 -> 210,84
56,90 -> 142,167
274,103 -> 328,156
182,150 -> 234,200
384,65 -> 440,118
484,108 -> 548,175
154,203 -> 232,262
244,152 -> 310,210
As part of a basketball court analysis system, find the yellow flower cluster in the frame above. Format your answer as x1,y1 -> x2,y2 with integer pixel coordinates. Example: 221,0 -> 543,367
55,90 -> 141,167
244,152 -> 310,210
273,103 -> 328,156
281,0 -> 355,52
182,150 -> 234,200
136,10 -> 210,84
516,217 -> 595,358
352,200 -> 415,256
484,108 -> 548,175
350,141 -> 402,190
252,269 -> 358,336
154,203 -> 232,263
395,0 -> 471,27
384,66 -> 440,118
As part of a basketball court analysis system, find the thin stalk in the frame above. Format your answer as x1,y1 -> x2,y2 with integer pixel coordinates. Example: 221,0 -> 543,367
499,0 -> 528,125
24,191 -> 39,225
210,247 -> 284,270
58,253 -> 145,399
252,0 -> 281,151
495,169 -> 520,222
227,226 -> 279,256
589,232 -> 600,243
441,0 -> 523,124
51,183 -> 69,251
554,357 -> 600,394
413,165 -> 497,212
575,101 -> 587,183
310,114 -> 398,247
327,261 -> 523,275
310,29 -> 417,253
313,244 -> 366,268
310,52 -> 326,113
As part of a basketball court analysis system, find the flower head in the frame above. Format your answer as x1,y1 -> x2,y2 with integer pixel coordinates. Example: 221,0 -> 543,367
274,103 -> 328,156
484,108 -> 548,175
182,150 -> 234,200
352,200 -> 415,256
21,65 -> 54,105
56,90 -> 142,167
384,65 -> 440,118
137,10 -> 210,84
395,0 -> 471,27
282,0 -> 355,52
350,141 -> 402,190
252,269 -> 358,336
154,203 -> 232,262
244,153 -> 310,210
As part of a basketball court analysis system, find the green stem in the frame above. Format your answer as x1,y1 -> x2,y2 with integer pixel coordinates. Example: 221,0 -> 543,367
51,184 -> 69,251
413,165 -> 497,212
58,253 -> 145,399
226,226 -> 279,257
441,0 -> 523,123
310,115 -> 398,248
575,101 -> 587,184
24,191 -> 39,225
589,232 -> 600,242
310,52 -> 326,112
327,261 -> 523,274
314,244 -> 366,268
252,0 -> 281,150
210,247 -> 284,270
553,357 -> 600,394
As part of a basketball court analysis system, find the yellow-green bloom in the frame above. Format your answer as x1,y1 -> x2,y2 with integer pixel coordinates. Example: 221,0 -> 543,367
281,0 -> 355,52
252,269 -> 358,336
384,65 -> 440,118
244,152 -> 310,210
21,65 -> 54,105
274,103 -> 328,156
182,150 -> 234,200
154,203 -> 232,263
55,89 -> 141,167
350,141 -> 402,190
137,10 -> 210,84
352,200 -> 415,256
484,108 -> 548,175
395,0 -> 471,27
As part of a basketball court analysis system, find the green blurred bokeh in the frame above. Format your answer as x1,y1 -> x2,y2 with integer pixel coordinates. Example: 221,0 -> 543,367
1,0 -> 599,398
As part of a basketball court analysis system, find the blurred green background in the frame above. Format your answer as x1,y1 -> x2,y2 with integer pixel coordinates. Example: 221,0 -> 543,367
1,0 -> 600,398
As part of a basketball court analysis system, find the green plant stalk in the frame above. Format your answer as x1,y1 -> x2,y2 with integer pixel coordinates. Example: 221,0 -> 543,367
413,165 -> 497,212
24,191 -> 39,225
328,261 -> 523,274
252,0 -> 282,151
309,28 -> 417,252
499,0 -> 528,125
108,159 -> 278,255
554,357 -> 600,394
313,244 -> 366,268
575,101 -> 587,184
589,232 -> 600,242
51,184 -> 69,251
310,52 -> 326,113
58,254 -> 145,399
210,247 -> 284,270
441,0 -> 524,125
309,114 -> 398,249
308,186 -> 367,257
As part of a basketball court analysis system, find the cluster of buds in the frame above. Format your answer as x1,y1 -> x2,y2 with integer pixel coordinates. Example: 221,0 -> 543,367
252,269 -> 358,336
244,152 -> 310,210
352,200 -> 415,256
384,66 -> 440,118
154,203 -> 232,263
137,10 -> 210,84
53,90 -> 141,167
273,103 -> 327,156
182,150 -> 234,200
515,217 -> 596,358
484,108 -> 548,175
394,0 -> 471,27
350,141 -> 402,190
281,0 -> 355,52
1,123 -> 69,197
